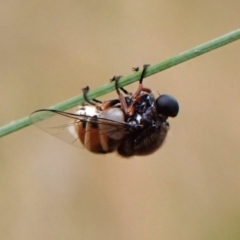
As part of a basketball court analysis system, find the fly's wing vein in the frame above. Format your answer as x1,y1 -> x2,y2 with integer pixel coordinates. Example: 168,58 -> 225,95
30,109 -> 129,148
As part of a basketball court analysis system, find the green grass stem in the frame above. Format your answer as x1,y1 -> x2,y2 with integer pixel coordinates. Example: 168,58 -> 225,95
0,29 -> 240,138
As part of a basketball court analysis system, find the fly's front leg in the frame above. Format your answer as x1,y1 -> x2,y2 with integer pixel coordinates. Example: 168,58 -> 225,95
132,64 -> 152,98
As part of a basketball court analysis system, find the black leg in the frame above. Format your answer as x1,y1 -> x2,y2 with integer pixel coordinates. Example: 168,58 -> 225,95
82,86 -> 102,105
139,64 -> 150,84
110,76 -> 130,95
132,64 -> 150,83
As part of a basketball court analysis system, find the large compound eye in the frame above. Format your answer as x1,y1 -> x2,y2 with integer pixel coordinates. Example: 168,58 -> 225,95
155,94 -> 179,117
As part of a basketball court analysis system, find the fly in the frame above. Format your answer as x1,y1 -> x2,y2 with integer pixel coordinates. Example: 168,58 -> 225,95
30,65 -> 179,157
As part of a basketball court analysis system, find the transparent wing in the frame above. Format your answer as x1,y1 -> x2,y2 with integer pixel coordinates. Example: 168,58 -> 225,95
30,108 -> 130,148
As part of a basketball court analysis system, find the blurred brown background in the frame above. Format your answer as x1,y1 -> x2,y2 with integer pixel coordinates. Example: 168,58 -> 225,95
1,1 -> 240,239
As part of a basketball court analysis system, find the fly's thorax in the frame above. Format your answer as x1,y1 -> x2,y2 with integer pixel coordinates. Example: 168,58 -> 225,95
120,120 -> 170,157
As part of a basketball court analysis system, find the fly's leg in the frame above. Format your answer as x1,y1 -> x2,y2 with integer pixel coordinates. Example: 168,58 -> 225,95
132,64 -> 152,98
112,65 -> 151,116
82,86 -> 102,105
82,86 -> 120,111
110,76 -> 131,96
113,76 -> 138,116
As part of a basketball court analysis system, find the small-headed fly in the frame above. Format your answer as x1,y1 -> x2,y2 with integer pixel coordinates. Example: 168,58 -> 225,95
30,65 -> 179,157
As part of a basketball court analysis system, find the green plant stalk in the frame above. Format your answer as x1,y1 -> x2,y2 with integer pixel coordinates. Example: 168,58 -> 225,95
1,29 -> 240,138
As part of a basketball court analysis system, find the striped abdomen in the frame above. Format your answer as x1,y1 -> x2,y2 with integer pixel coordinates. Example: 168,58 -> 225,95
74,107 -> 127,153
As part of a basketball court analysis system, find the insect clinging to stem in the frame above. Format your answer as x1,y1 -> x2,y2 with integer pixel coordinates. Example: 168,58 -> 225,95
30,64 -> 179,157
